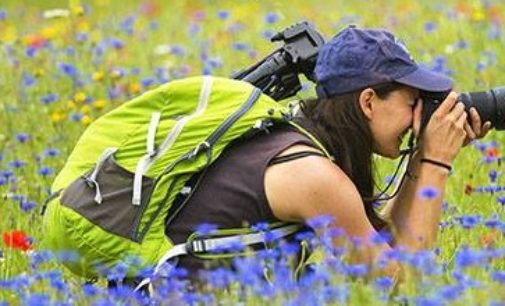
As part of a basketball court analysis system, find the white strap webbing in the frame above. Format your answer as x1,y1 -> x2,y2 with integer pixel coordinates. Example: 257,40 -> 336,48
131,76 -> 213,205
134,224 -> 301,293
87,147 -> 118,204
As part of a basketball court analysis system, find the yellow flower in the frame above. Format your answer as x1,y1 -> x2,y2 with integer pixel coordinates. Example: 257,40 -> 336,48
66,100 -> 77,109
71,3 -> 85,16
92,71 -> 104,82
76,20 -> 90,32
80,105 -> 91,114
34,68 -> 45,78
128,82 -> 141,95
74,92 -> 87,103
41,26 -> 59,40
93,99 -> 107,109
0,25 -> 18,44
472,9 -> 485,21
51,111 -> 66,123
81,115 -> 93,126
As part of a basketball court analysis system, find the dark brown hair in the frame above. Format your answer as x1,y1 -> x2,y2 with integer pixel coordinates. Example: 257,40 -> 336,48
299,82 -> 406,230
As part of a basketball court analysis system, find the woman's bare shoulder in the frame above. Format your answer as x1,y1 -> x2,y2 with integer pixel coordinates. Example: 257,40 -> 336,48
264,144 -> 364,222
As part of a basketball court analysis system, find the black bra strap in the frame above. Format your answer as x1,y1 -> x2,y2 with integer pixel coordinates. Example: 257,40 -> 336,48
269,151 -> 326,166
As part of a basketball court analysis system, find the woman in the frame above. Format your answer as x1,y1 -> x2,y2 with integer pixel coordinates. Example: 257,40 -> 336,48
164,26 -> 491,280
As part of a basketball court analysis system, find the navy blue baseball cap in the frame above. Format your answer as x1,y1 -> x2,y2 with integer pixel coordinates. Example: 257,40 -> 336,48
315,25 -> 453,98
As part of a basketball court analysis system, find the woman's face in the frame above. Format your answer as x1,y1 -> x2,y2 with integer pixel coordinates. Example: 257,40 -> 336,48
367,87 -> 419,158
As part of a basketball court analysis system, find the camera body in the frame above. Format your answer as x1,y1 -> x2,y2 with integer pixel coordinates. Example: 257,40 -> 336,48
234,22 -> 505,131
421,88 -> 505,131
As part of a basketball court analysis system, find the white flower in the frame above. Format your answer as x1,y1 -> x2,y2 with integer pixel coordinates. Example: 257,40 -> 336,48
154,44 -> 172,56
43,9 -> 70,19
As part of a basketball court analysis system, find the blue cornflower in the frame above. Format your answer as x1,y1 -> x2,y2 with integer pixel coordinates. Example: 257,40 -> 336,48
321,285 -> 350,304
107,263 -> 128,282
109,38 -> 124,49
424,22 -> 436,33
489,169 -> 499,183
455,215 -> 481,229
415,296 -> 444,306
188,23 -> 200,36
265,12 -> 279,24
204,267 -> 235,289
1,170 -> 13,178
418,186 -> 440,199
71,112 -> 83,122
374,276 -> 394,290
25,47 -> 37,58
22,73 -> 36,86
484,216 -> 501,228
120,15 -> 135,35
491,270 -> 505,284
195,223 -> 218,235
497,196 -> 505,207
43,148 -> 60,157
82,284 -> 100,297
0,10 -> 6,21
16,133 -> 29,143
455,39 -> 468,49
454,246 -> 486,268
217,10 -> 230,20
251,222 -> 269,232
262,29 -> 275,39
20,201 -> 37,212
58,62 -> 77,77
40,93 -> 58,105
437,284 -> 463,301
38,166 -> 53,177
343,263 -> 368,277
232,42 -> 248,51
370,230 -> 393,245
279,242 -> 300,256
141,78 -> 156,88
0,177 -> 6,185
9,160 -> 25,168
170,44 -> 186,56
202,65 -> 212,75
306,214 -> 334,229
66,47 -> 75,56
29,250 -> 52,269
75,32 -> 88,42
24,293 -> 51,306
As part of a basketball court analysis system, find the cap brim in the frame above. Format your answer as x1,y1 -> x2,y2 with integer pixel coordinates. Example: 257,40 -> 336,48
395,67 -> 453,92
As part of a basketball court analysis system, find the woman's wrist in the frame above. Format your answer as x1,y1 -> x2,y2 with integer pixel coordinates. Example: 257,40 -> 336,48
419,158 -> 452,172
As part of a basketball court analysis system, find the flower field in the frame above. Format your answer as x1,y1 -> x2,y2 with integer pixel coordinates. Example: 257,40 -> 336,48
1,0 -> 505,305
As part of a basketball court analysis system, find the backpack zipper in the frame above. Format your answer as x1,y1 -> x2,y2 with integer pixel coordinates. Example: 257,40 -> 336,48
131,86 -> 263,242
132,76 -> 213,205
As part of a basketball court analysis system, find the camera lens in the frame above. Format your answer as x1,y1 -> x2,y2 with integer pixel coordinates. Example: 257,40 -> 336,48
458,87 -> 505,130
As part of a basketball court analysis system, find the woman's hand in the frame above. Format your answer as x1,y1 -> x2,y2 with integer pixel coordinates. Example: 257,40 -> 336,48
462,107 -> 492,146
412,92 -> 468,165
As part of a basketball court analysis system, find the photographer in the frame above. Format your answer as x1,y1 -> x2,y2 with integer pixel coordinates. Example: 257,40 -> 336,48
164,26 -> 491,279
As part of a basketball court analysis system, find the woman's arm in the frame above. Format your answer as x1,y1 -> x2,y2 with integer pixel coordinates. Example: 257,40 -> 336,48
381,94 -> 491,249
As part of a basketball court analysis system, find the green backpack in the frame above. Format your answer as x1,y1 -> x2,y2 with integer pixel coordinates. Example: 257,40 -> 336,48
42,76 -> 330,279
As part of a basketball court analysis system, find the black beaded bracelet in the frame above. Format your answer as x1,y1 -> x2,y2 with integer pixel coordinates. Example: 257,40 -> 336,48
420,158 -> 452,172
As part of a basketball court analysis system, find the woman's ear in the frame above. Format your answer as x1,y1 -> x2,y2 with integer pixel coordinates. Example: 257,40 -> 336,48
358,88 -> 376,120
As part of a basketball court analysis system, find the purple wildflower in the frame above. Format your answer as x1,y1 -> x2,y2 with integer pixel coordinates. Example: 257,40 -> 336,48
195,223 -> 218,235
418,186 -> 440,199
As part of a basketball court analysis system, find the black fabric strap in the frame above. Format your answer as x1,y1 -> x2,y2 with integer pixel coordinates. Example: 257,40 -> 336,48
269,151 -> 326,166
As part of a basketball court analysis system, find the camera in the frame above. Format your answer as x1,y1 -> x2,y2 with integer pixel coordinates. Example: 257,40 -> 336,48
234,21 -> 505,131
421,89 -> 505,131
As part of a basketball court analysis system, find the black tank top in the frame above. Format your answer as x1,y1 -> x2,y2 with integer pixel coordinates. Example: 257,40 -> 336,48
164,125 -> 319,276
